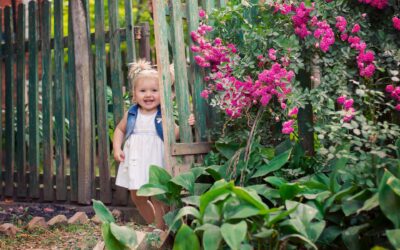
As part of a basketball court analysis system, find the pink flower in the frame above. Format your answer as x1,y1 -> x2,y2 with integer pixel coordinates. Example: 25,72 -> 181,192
393,17 -> 400,31
199,9 -> 206,19
340,33 -> 348,41
282,120 -> 295,134
343,107 -> 355,122
396,104 -> 400,111
337,95 -> 346,104
288,107 -> 299,117
343,98 -> 354,109
268,48 -> 277,61
200,89 -> 210,99
386,84 -> 394,93
351,24 -> 361,33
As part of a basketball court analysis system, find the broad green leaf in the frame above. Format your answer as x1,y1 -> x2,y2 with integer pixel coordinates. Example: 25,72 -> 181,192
200,181 -> 233,216
149,165 -> 172,186
205,166 -> 222,180
164,209 -> 180,233
232,186 -> 268,210
221,221 -> 247,250
387,229 -> 400,249
194,183 -> 212,196
101,223 -> 126,250
396,139 -> 400,159
215,142 -> 241,159
264,176 -> 287,188
379,170 -> 400,228
204,203 -> 221,224
223,198 -> 260,220
169,206 -> 200,232
279,183 -> 303,200
254,228 -> 275,238
287,218 -> 325,242
280,234 -> 318,250
173,224 -> 200,250
317,226 -> 342,245
286,200 -> 318,223
171,172 -> 195,194
357,193 -> 379,214
252,149 -> 291,178
137,183 -> 168,196
92,199 -> 115,223
182,195 -> 200,207
342,200 -> 363,216
260,147 -> 275,160
387,174 -> 400,197
190,167 -> 206,179
342,224 -> 369,250
110,223 -> 137,248
202,224 -> 222,250
267,206 -> 296,227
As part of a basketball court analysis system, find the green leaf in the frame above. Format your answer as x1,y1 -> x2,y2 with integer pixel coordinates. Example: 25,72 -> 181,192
92,199 -> 115,223
171,172 -> 195,194
342,224 -> 369,250
182,195 -> 200,207
202,224 -> 222,250
137,183 -> 168,196
232,186 -> 268,210
379,170 -> 400,228
223,198 -> 260,220
342,200 -> 363,216
164,209 -> 180,233
215,142 -> 241,159
221,221 -> 247,250
264,176 -> 287,188
260,147 -> 275,159
101,223 -> 126,250
279,183 -> 303,200
252,149 -> 291,178
169,206 -> 200,232
317,226 -> 342,245
280,234 -> 318,250
149,165 -> 172,186
357,193 -> 379,214
396,139 -> 400,159
387,174 -> 400,197
203,203 -> 221,224
173,224 -> 200,250
110,223 -> 137,248
286,200 -> 318,223
387,229 -> 400,249
200,181 -> 233,216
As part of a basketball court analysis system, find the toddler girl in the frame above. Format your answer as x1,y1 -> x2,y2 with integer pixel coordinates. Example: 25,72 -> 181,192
113,60 -> 194,229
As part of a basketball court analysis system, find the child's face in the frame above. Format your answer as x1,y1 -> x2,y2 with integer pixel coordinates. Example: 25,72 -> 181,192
134,77 -> 161,114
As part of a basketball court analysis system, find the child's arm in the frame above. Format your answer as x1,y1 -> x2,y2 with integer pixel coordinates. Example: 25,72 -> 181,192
175,114 -> 195,140
113,112 -> 128,162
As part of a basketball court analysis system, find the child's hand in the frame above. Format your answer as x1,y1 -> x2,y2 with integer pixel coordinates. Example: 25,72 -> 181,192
188,114 -> 195,126
114,149 -> 125,163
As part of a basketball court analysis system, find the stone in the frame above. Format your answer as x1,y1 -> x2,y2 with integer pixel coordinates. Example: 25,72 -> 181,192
93,241 -> 105,250
27,217 -> 48,231
111,209 -> 122,220
67,211 -> 89,224
0,223 -> 19,237
90,215 -> 102,225
47,214 -> 68,227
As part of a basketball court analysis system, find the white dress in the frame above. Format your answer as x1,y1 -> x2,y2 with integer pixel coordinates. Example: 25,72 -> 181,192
115,110 -> 165,190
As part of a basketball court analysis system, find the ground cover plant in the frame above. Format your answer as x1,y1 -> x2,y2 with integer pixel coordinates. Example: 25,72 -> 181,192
138,0 -> 400,249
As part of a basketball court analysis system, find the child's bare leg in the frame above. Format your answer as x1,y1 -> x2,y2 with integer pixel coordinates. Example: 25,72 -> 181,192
151,197 -> 169,230
130,190 -> 155,224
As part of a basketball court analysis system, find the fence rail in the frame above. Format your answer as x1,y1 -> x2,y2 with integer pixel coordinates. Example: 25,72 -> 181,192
0,0 -> 150,205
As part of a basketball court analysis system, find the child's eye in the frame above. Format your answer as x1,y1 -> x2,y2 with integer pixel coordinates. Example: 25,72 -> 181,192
140,89 -> 145,92
152,89 -> 158,92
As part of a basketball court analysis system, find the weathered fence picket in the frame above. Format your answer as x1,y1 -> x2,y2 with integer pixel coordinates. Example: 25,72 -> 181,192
16,3 -> 27,198
29,1 -> 40,199
41,0 -> 54,202
4,6 -> 15,197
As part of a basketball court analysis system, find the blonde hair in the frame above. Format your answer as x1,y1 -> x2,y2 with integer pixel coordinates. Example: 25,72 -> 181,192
127,59 -> 175,102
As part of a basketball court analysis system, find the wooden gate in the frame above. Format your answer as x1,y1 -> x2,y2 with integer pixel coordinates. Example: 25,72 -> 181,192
152,0 -> 226,176
0,0 -> 151,205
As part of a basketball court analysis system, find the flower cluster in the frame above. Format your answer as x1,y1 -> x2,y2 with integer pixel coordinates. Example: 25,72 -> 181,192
337,95 -> 356,122
291,2 -> 314,39
393,17 -> 400,31
312,20 -> 335,52
385,84 -> 400,111
192,10 -> 295,131
335,16 -> 375,78
282,107 -> 299,134
358,0 -> 388,10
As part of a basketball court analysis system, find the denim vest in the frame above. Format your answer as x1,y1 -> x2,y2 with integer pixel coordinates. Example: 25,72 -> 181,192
125,104 -> 164,141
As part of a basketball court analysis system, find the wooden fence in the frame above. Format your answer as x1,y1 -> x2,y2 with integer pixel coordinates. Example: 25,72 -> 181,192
0,0 -> 151,205
153,0 -> 226,176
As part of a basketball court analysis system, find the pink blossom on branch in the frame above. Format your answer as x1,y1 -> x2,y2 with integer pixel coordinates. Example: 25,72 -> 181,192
393,17 -> 400,31
282,119 -> 295,134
